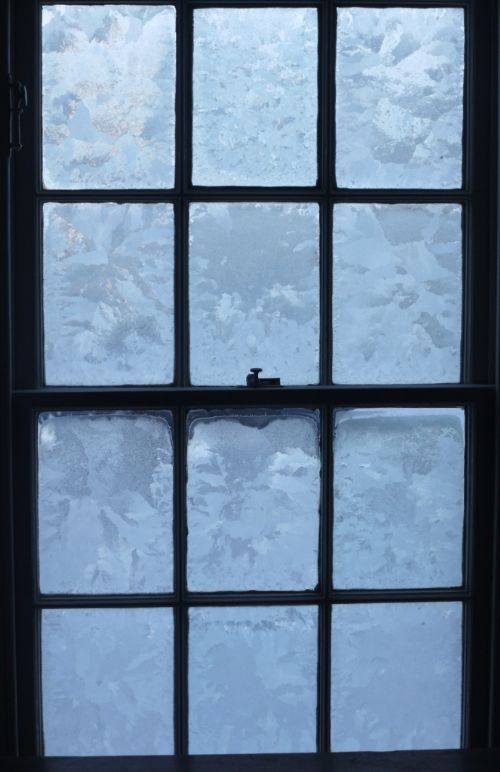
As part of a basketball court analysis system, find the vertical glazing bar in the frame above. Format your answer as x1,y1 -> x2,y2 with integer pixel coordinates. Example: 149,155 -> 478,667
320,202 -> 333,386
175,1 -> 190,387
174,196 -> 190,388
174,406 -> 188,754
331,4 -> 337,192
318,1 -> 329,193
319,0 -> 332,385
317,406 -> 333,751
320,0 -> 333,386
175,1 -> 191,744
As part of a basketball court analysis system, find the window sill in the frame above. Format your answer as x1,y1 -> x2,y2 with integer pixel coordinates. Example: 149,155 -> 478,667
3,751 -> 500,772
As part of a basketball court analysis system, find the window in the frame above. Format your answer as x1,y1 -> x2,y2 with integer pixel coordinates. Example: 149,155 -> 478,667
1,0 -> 499,761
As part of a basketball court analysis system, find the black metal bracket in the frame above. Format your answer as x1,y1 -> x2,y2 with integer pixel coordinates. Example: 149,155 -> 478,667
246,368 -> 281,387
9,76 -> 28,152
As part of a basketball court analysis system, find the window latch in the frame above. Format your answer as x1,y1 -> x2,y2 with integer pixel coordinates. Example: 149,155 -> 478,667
9,76 -> 28,152
246,368 -> 281,387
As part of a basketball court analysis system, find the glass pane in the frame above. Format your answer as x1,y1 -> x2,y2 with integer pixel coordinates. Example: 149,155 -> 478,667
187,410 -> 320,591
38,412 -> 173,594
189,203 -> 319,385
331,602 -> 462,751
189,606 -> 317,754
332,204 -> 462,384
42,608 -> 174,755
42,5 -> 176,189
192,8 -> 318,186
43,203 -> 174,385
333,409 -> 465,589
336,8 -> 464,188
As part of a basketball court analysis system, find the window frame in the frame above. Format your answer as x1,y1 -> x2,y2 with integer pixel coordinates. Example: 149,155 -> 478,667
1,0 -> 499,760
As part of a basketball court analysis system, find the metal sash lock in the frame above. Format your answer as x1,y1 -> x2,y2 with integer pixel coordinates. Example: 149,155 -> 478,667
246,368 -> 281,387
9,76 -> 28,152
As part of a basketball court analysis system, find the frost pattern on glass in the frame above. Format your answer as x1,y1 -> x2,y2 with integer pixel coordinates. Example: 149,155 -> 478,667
42,5 -> 176,189
189,203 -> 319,385
333,409 -> 465,589
332,204 -> 462,384
38,412 -> 173,594
192,9 -> 318,186
187,411 -> 320,591
189,606 -> 317,754
43,203 -> 174,385
331,602 -> 462,751
336,8 -> 464,188
42,608 -> 174,755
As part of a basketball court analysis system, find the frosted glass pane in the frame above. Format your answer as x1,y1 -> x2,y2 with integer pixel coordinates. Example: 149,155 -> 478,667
336,8 -> 464,188
38,412 -> 173,593
42,608 -> 173,755
187,411 -> 320,591
42,5 -> 176,189
189,606 -> 317,753
333,409 -> 464,589
332,204 -> 462,384
43,203 -> 174,385
192,9 -> 318,186
331,603 -> 462,751
189,203 -> 319,385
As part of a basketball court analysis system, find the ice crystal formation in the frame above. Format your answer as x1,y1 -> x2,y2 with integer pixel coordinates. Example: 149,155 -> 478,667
331,602 -> 462,750
193,8 -> 318,185
43,203 -> 174,385
189,203 -> 320,385
42,608 -> 174,755
189,605 -> 317,753
38,412 -> 173,593
42,5 -> 176,188
333,204 -> 462,384
336,8 -> 464,188
187,411 -> 320,591
332,408 -> 465,589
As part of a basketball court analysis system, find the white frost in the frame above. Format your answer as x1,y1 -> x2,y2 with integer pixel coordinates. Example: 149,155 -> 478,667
336,8 -> 464,188
189,606 -> 317,753
42,5 -> 176,188
192,8 -> 318,185
38,412 -> 174,593
42,608 -> 174,755
187,411 -> 320,591
189,203 -> 319,385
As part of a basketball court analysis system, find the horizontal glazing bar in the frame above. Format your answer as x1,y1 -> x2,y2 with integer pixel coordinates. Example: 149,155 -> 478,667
36,589 -> 470,609
13,385 -> 495,409
330,589 -> 470,603
39,0 -> 471,4
35,189 -> 472,203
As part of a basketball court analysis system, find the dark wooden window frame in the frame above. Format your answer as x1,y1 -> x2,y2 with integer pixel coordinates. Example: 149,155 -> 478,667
1,0 -> 500,768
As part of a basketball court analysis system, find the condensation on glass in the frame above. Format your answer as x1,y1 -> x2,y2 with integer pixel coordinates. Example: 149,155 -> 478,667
332,204 -> 462,384
189,605 -> 317,754
336,8 -> 464,188
38,412 -> 174,594
187,410 -> 320,591
331,602 -> 463,751
43,203 -> 175,385
189,203 -> 320,385
192,8 -> 318,186
332,408 -> 465,589
42,5 -> 176,189
42,608 -> 174,755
